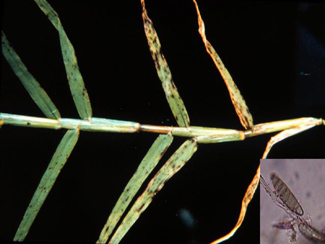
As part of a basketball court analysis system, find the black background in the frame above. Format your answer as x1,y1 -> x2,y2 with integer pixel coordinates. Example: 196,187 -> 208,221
1,1 -> 325,244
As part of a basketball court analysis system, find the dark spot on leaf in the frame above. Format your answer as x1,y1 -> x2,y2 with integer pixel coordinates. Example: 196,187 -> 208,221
124,196 -> 129,203
137,203 -> 145,213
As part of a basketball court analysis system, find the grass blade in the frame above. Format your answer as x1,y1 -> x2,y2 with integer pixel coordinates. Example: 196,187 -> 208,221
262,123 -> 317,158
192,0 -> 253,130
1,32 -> 61,119
13,129 -> 79,241
34,0 -> 92,120
211,165 -> 260,244
97,134 -> 173,243
109,138 -> 198,244
141,0 -> 190,127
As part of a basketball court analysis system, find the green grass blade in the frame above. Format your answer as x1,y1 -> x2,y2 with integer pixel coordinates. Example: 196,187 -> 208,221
97,134 -> 173,243
13,129 -> 79,241
109,138 -> 198,244
34,0 -> 92,120
141,1 -> 190,127
1,32 -> 61,119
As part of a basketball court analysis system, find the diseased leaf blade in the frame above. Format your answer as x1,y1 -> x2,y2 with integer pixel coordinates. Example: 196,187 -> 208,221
98,134 -> 173,243
14,129 -> 79,241
109,138 -> 198,244
211,165 -> 260,244
2,32 -> 61,119
34,0 -> 92,120
192,0 -> 253,130
141,0 -> 190,127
